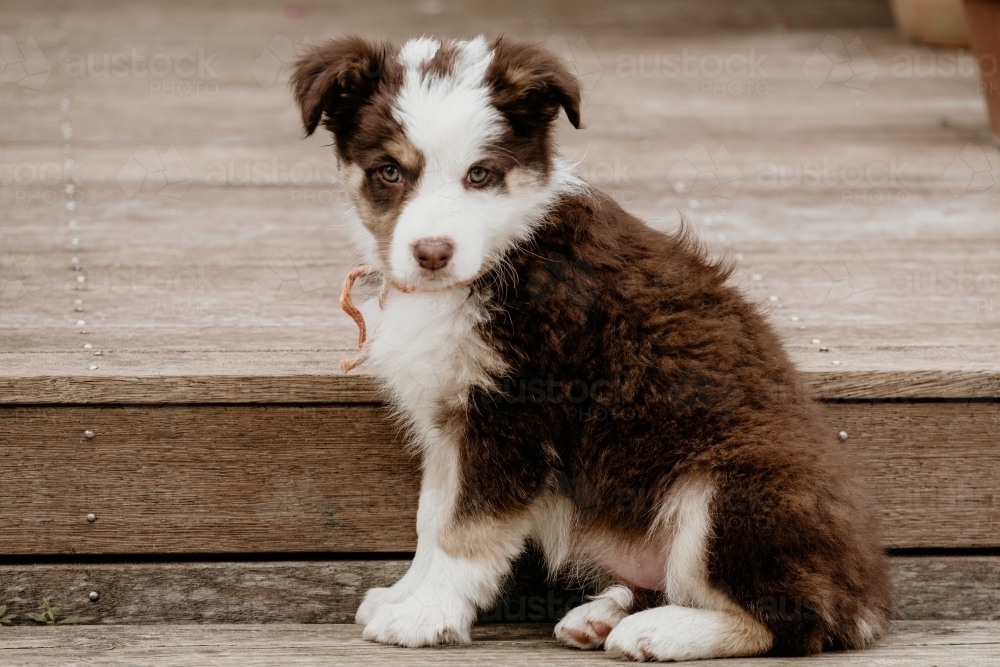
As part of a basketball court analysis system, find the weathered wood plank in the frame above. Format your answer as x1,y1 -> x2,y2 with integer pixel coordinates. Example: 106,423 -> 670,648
890,556 -> 1000,621
0,622 -> 996,666
4,351 -> 999,404
0,556 -> 994,625
0,403 -> 996,552
2,26 -> 998,404
0,405 -> 419,554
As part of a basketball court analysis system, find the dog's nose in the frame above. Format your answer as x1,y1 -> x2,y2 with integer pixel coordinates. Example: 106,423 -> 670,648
413,238 -> 454,271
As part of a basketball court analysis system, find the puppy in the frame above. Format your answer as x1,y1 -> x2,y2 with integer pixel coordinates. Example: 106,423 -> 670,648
292,35 -> 891,660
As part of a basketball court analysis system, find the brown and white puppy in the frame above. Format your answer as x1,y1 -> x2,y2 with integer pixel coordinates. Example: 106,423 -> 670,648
292,36 -> 891,660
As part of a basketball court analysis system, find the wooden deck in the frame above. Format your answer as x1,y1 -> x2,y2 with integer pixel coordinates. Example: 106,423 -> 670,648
2,622 -> 998,666
1,0 -> 998,659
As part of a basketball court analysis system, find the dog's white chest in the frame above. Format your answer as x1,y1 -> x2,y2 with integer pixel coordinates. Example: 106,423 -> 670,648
365,288 -> 503,445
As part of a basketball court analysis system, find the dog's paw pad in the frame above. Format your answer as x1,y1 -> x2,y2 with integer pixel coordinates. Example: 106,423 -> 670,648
555,596 -> 629,650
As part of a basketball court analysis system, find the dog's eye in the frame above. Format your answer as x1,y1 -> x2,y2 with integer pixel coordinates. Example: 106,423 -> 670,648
379,165 -> 402,184
467,166 -> 490,185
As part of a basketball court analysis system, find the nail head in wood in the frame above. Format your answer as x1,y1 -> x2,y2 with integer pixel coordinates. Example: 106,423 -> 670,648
86,513 -> 97,522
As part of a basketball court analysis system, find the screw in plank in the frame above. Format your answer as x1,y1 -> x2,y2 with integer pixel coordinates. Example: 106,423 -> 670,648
838,431 -> 849,441
86,513 -> 97,523
84,430 -> 95,439
89,591 -> 99,602
819,346 -> 829,352
84,343 -> 92,349
831,360 -> 841,365
93,351 -> 102,356
88,364 -> 98,370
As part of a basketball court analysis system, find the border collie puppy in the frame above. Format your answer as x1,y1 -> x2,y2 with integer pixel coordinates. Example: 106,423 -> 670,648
292,35 -> 891,661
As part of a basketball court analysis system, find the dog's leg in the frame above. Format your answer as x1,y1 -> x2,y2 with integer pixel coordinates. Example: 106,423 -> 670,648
599,474 -> 773,661
555,584 -> 635,649
361,511 -> 529,646
354,485 -> 447,625
605,604 -> 772,661
361,446 -> 530,646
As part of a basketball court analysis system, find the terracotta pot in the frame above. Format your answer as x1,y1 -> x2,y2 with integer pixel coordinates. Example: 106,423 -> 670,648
964,0 -> 1000,140
891,0 -> 972,47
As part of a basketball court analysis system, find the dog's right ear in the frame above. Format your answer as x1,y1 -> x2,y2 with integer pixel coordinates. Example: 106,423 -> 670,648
291,37 -> 397,142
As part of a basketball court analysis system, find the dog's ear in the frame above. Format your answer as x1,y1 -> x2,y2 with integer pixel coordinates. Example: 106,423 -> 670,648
291,37 -> 397,141
485,37 -> 582,137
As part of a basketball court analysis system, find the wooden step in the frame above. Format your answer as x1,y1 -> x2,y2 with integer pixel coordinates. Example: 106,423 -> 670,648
1,556 -> 997,625
0,402 -> 997,553
1,0 -> 998,634
1,622 -> 997,666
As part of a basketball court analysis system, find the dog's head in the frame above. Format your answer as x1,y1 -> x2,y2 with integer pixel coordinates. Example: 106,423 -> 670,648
292,36 -> 581,289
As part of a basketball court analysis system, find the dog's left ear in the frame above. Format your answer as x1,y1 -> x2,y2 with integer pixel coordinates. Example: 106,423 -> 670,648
485,37 -> 582,137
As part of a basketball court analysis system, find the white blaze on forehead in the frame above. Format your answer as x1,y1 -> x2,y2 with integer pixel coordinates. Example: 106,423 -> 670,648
388,36 -> 508,284
398,37 -> 441,70
380,36 -> 574,288
393,36 -> 502,176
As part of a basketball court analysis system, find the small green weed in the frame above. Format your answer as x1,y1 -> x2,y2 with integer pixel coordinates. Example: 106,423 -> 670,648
0,605 -> 15,625
29,600 -> 79,626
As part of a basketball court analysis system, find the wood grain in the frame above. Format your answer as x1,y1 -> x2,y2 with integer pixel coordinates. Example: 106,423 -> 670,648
2,19 -> 998,404
0,402 -> 996,553
0,622 -> 997,666
891,557 -> 1000,621
0,405 -> 419,554
2,556 -> 993,625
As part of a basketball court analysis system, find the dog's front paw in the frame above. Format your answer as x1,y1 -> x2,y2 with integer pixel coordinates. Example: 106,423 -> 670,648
356,587 -> 397,626
361,587 -> 473,647
555,595 -> 629,649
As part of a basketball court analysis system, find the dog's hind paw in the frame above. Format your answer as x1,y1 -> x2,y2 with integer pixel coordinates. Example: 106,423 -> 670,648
555,587 -> 631,650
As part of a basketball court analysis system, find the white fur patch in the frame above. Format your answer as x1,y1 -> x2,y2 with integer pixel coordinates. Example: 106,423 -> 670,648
652,475 -> 736,612
358,427 -> 526,646
595,478 -> 774,660
347,36 -> 587,649
605,604 -> 772,661
383,38 -> 570,288
555,584 -> 633,650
